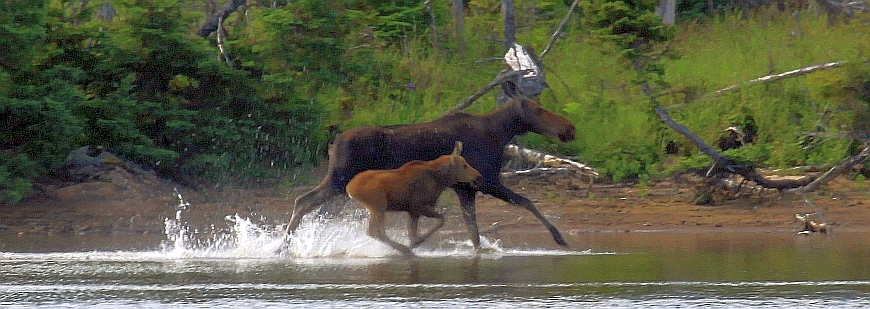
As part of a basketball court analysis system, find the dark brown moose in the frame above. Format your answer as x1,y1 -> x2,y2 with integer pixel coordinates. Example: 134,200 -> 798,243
346,141 -> 482,256
288,81 -> 576,249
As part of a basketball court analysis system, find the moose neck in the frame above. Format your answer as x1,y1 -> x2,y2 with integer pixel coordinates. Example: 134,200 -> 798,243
487,101 -> 531,139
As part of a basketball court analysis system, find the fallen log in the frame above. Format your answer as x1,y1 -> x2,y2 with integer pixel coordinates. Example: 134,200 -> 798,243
655,107 -> 870,193
502,144 -> 598,178
715,61 -> 844,96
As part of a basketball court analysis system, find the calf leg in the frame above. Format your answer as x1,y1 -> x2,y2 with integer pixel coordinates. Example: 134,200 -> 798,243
367,208 -> 414,257
481,183 -> 569,247
408,213 -> 421,248
409,209 -> 445,248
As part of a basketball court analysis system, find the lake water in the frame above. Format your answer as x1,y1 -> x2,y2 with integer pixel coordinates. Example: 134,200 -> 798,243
2,210 -> 870,308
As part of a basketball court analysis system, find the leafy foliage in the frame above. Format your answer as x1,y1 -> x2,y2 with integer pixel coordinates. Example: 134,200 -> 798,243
2,0 -> 870,204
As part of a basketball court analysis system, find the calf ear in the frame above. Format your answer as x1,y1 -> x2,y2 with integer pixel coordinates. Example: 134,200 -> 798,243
451,141 -> 463,163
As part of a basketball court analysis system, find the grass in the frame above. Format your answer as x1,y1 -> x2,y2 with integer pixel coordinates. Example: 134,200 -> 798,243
338,8 -> 870,181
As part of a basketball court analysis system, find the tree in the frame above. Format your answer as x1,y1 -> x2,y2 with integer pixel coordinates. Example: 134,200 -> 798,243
1,0 -> 89,204
452,0 -> 466,57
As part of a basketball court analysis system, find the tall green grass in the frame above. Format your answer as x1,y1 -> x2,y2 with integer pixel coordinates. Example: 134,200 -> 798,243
328,8 -> 870,181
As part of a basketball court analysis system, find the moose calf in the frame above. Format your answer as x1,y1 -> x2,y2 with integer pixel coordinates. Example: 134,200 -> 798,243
346,141 -> 481,257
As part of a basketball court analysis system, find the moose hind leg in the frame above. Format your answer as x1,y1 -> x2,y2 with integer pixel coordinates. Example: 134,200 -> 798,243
367,209 -> 414,257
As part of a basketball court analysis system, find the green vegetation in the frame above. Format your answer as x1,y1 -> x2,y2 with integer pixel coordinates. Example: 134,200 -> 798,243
2,0 -> 870,204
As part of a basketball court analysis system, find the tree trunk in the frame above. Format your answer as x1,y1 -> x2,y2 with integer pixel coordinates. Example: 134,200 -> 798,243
502,0 -> 516,51
424,0 -> 439,54
453,0 -> 466,58
657,0 -> 676,25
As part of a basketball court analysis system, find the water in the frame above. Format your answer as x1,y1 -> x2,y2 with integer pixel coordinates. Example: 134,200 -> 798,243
3,199 -> 870,308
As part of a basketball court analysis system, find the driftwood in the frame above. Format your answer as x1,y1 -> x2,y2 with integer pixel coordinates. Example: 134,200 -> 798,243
665,61 -> 870,195
501,144 -> 598,198
783,144 -> 870,194
502,144 -> 598,178
795,213 -> 828,234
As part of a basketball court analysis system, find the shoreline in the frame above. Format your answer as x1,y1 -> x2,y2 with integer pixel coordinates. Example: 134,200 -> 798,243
2,169 -> 868,239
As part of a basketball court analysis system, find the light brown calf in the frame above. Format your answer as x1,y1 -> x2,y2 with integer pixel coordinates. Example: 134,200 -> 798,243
346,141 -> 481,257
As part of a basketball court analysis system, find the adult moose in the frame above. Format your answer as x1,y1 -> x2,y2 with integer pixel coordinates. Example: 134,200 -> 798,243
287,81 -> 576,249
346,141 -> 482,257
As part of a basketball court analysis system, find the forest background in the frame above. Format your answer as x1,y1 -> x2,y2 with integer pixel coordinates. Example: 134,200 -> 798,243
1,0 -> 869,205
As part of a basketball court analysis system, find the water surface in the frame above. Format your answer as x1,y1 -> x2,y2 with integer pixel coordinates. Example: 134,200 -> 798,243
2,212 -> 870,308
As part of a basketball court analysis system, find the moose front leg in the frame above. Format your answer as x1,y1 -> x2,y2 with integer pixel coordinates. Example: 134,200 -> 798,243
482,183 -> 569,247
455,188 -> 482,249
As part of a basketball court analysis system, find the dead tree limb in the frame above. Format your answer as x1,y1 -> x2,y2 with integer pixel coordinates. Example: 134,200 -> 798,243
503,144 -> 599,178
655,107 -> 820,190
502,144 -> 598,196
540,0 -> 581,61
783,143 -> 870,194
659,104 -> 870,193
714,61 -> 844,96
216,16 -> 232,66
197,0 -> 247,37
448,69 -> 528,112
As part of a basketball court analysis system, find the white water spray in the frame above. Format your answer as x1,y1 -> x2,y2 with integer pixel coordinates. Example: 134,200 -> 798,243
159,191 -> 578,260
163,188 -> 191,254
161,190 -> 285,259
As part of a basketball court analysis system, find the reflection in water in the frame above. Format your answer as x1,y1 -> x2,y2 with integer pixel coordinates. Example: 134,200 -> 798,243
2,211 -> 870,308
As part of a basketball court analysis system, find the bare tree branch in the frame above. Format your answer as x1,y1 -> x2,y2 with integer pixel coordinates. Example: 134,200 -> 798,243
448,70 -> 528,112
216,16 -> 232,66
540,0 -> 581,61
783,143 -> 870,194
503,144 -> 599,177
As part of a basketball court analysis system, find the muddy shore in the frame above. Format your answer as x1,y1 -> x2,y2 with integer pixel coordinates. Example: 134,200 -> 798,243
3,165 -> 870,240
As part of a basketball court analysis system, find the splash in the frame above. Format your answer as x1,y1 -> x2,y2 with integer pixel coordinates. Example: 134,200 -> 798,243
160,189 -> 284,259
161,207 -> 504,259
159,191 -> 579,260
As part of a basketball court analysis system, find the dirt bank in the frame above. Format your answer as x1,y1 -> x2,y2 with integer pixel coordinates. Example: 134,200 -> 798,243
3,164 -> 870,238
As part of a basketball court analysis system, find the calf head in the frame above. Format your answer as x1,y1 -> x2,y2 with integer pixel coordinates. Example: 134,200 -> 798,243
442,141 -> 482,185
